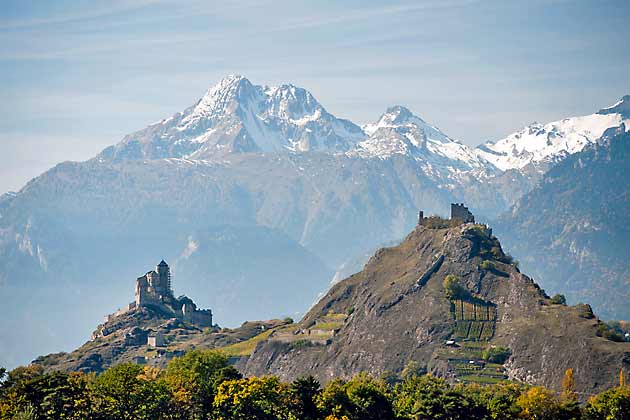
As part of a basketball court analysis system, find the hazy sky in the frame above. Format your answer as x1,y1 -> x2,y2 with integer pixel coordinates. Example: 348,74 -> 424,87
1,0 -> 629,193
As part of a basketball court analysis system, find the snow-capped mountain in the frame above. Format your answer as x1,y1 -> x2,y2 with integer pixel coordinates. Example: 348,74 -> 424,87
351,106 -> 494,182
475,95 -> 630,171
99,75 -> 365,161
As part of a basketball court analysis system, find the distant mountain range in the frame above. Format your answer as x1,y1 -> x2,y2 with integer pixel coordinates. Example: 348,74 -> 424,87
496,126 -> 630,320
0,75 -> 628,368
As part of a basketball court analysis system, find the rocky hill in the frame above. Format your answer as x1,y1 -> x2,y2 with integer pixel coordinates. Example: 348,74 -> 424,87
238,222 -> 630,396
495,126 -> 630,320
34,302 -> 292,373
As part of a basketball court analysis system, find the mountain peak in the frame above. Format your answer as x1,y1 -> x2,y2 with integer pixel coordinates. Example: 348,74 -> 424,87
598,94 -> 630,116
98,76 -> 364,161
380,105 -> 424,127
363,105 -> 424,136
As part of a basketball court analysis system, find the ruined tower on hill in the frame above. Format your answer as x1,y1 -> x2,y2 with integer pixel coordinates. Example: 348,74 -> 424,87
417,203 -> 476,226
450,203 -> 475,223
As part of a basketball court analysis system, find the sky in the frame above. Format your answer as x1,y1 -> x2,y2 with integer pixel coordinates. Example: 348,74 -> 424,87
1,0 -> 629,193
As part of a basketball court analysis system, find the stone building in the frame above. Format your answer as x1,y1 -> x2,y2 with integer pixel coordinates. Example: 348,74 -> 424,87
450,203 -> 475,223
106,260 -> 213,328
147,332 -> 165,347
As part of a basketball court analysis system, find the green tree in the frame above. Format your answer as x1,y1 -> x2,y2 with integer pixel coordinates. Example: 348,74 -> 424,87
393,374 -> 485,420
401,361 -> 426,380
91,363 -> 171,420
290,376 -> 321,420
459,382 -> 524,420
317,374 -> 395,420
344,374 -> 395,420
481,346 -> 511,364
443,275 -> 465,299
162,349 -> 241,419
316,379 -> 352,419
584,385 -> 630,420
0,369 -> 91,420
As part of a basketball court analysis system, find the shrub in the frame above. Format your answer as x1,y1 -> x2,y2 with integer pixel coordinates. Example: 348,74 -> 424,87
401,361 -> 426,380
480,261 -> 494,271
443,275 -> 466,299
550,294 -> 567,305
482,346 -> 511,364
576,303 -> 595,319
596,323 -> 624,342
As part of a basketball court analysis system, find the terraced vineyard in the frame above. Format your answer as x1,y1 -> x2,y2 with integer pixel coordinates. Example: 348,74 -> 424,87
436,299 -> 507,384
451,299 -> 497,341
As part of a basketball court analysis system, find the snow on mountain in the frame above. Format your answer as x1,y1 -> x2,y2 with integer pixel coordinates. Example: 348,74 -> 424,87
352,106 -> 494,182
99,75 -> 365,161
475,95 -> 630,171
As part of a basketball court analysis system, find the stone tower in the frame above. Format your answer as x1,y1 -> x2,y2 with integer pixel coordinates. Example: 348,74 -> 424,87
156,260 -> 172,296
450,203 -> 475,223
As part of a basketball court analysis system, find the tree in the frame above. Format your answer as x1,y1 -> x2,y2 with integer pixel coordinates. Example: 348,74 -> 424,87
343,374 -> 395,420
584,385 -> 630,420
393,374 -> 485,420
516,386 -> 563,420
481,346 -> 511,364
459,382 -> 523,420
213,376 -> 294,420
91,363 -> 172,420
162,349 -> 241,418
561,368 -> 577,402
290,376 -> 321,420
443,275 -> 465,299
401,361 -> 426,379
316,379 -> 352,419
317,374 -> 395,420
0,370 -> 92,420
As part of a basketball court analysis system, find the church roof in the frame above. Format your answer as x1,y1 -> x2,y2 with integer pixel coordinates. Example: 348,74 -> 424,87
158,260 -> 168,267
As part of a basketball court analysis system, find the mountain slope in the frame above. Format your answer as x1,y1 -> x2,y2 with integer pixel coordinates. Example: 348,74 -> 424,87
495,125 -> 630,320
241,222 -> 630,396
475,95 -> 630,171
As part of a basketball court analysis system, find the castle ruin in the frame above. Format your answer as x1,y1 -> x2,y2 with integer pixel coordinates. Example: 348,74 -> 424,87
450,203 -> 475,223
106,260 -> 213,328
417,203 -> 476,225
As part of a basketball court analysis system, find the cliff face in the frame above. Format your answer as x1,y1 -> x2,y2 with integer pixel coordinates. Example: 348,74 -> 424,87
242,223 -> 630,396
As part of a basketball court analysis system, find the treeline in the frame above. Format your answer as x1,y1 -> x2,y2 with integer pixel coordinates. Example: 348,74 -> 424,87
1,350 -> 629,420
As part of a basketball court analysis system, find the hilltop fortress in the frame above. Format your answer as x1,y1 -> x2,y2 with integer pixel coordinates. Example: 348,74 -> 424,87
105,260 -> 213,328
